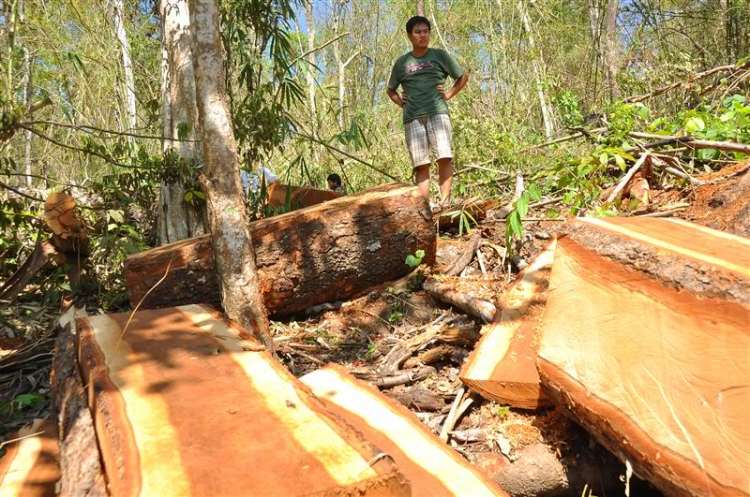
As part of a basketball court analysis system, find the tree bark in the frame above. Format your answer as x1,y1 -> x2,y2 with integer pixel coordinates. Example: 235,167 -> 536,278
416,0 -> 424,15
188,0 -> 272,350
50,310 -> 108,496
516,0 -> 555,139
538,217 -> 750,496
111,0 -> 137,135
603,0 -> 619,102
156,0 -> 207,245
124,184 -> 435,317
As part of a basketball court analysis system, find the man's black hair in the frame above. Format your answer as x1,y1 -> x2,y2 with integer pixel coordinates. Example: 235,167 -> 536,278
327,173 -> 342,186
406,16 -> 431,34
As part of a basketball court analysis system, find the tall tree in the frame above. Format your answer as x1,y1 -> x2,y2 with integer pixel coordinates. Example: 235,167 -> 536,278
188,0 -> 273,351
110,0 -> 137,135
156,0 -> 207,245
603,0 -> 619,101
516,0 -> 555,138
416,0 -> 424,15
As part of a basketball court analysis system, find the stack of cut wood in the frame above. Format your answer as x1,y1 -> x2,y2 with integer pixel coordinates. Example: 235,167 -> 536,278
124,184 -> 435,316
460,216 -> 750,495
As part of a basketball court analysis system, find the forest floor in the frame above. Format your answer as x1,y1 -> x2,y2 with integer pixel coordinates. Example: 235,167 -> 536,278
1,159 -> 748,494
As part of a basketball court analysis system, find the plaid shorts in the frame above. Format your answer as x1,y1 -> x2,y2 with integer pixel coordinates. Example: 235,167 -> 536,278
404,114 -> 453,168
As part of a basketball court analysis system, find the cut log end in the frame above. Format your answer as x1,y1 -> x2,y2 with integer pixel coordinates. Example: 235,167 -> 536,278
74,305 -> 409,496
301,364 -> 508,496
460,240 -> 557,409
538,217 -> 750,496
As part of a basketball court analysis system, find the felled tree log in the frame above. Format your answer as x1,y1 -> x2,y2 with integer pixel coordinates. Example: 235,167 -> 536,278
124,184 -> 435,316
50,307 -> 108,496
0,419 -> 60,497
538,217 -> 750,496
74,304 -> 409,496
423,277 -> 496,322
460,240 -> 556,409
267,182 -> 342,209
301,365 -> 507,496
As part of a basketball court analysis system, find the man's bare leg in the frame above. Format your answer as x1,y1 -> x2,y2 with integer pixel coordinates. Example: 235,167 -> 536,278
414,164 -> 431,199
437,157 -> 453,202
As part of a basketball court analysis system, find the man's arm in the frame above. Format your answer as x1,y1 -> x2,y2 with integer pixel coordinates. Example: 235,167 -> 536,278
438,73 -> 469,101
386,87 -> 406,107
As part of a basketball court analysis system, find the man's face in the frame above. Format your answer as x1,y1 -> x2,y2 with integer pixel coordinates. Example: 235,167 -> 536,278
408,23 -> 430,50
328,180 -> 338,190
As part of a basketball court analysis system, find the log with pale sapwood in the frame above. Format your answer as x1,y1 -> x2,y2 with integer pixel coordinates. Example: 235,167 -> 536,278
0,419 -> 60,497
301,365 -> 508,496
537,217 -> 750,496
50,307 -> 108,496
72,304 -> 409,496
124,184 -> 435,317
460,240 -> 556,409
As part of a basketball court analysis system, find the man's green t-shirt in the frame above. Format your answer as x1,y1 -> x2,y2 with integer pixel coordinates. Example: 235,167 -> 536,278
387,48 -> 464,124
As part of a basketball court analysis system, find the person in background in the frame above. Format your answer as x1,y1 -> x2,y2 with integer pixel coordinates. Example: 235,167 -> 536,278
327,173 -> 346,194
241,166 -> 278,196
386,15 -> 468,210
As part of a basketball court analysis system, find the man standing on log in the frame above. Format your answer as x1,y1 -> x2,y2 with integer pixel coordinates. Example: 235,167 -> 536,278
387,16 -> 468,209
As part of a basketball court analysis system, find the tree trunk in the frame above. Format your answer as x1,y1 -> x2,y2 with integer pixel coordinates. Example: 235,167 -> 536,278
538,217 -> 750,496
123,184 -> 435,317
21,47 -> 32,187
188,0 -> 272,350
333,2 -> 346,130
304,0 -> 320,165
156,0 -> 207,245
603,0 -> 619,102
516,0 -> 555,139
416,0 -> 424,15
111,0 -> 137,135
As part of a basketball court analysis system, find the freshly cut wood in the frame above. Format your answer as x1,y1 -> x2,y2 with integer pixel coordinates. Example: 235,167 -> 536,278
460,240 -> 556,409
0,419 -> 60,497
267,182 -> 342,209
50,307 -> 107,496
75,304 -> 409,496
124,183 -> 435,316
538,217 -> 750,496
301,365 -> 507,497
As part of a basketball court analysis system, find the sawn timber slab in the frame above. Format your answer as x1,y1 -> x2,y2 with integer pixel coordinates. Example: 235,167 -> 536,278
301,365 -> 507,497
124,183 -> 435,317
76,304 -> 409,496
460,240 -> 556,409
538,217 -> 750,496
0,419 -> 60,497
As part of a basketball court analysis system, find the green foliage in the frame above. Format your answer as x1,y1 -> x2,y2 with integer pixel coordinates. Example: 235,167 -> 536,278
495,406 -> 510,417
405,249 -> 426,269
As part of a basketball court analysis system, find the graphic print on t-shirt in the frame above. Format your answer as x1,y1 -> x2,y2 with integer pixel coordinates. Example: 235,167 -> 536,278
407,61 -> 435,74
